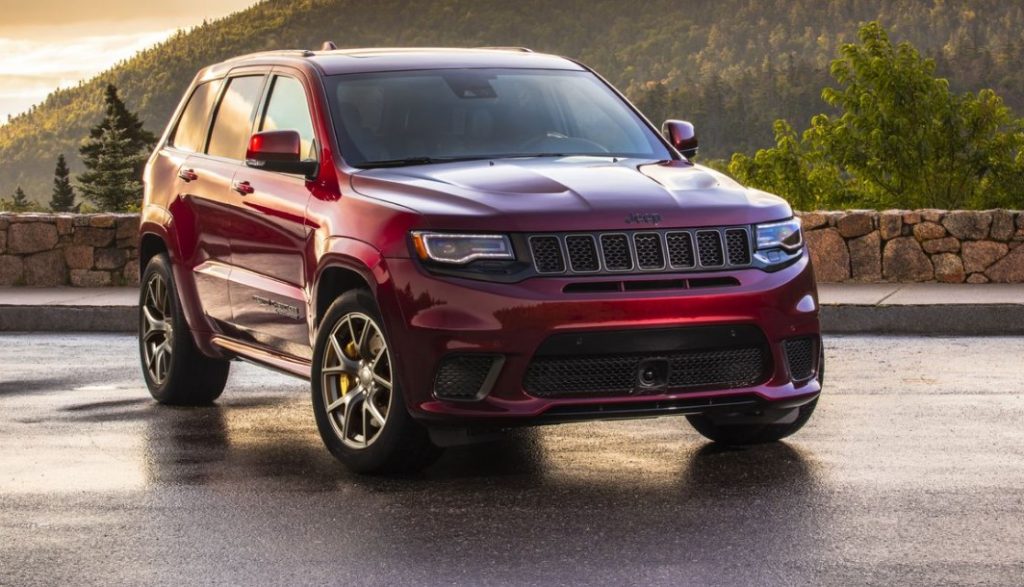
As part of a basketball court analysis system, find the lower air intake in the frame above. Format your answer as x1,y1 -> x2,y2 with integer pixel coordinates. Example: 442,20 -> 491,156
434,355 -> 501,400
784,337 -> 816,381
524,346 -> 769,398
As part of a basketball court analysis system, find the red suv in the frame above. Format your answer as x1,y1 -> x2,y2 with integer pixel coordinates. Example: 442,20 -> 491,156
138,47 -> 822,473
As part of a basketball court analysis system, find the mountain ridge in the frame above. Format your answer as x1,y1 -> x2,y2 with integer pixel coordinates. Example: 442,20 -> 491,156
3,0 -> 1023,204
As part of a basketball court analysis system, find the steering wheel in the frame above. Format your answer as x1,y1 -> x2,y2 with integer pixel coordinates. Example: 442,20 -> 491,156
517,131 -> 610,154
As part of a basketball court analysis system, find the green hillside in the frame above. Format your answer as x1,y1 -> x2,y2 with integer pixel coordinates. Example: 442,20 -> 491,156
3,0 -> 1024,203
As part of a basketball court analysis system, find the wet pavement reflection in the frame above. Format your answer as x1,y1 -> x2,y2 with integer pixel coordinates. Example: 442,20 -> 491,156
2,334 -> 1023,586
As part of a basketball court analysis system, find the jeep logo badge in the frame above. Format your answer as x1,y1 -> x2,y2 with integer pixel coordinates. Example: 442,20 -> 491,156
625,212 -> 662,225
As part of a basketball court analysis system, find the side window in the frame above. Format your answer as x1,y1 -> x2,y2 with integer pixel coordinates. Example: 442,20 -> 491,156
170,80 -> 222,152
260,76 -> 318,161
206,75 -> 265,160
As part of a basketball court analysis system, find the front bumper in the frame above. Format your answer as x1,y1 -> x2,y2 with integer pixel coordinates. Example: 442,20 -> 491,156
379,254 -> 821,423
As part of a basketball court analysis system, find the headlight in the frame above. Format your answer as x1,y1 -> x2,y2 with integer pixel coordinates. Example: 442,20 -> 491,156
410,232 -> 514,265
755,218 -> 803,251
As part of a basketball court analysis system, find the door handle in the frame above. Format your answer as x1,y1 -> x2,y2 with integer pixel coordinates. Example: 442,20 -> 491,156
178,168 -> 198,182
232,180 -> 255,195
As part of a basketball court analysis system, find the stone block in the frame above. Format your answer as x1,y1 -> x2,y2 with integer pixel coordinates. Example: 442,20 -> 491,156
966,273 -> 989,284
991,210 -> 1015,241
931,253 -> 965,283
0,255 -> 24,286
836,212 -> 875,238
942,211 -> 992,240
94,247 -> 128,270
23,250 -> 67,286
878,211 -> 902,240
64,245 -> 94,270
985,244 -> 1024,283
848,231 -> 881,281
804,228 -> 850,282
912,222 -> 946,241
122,261 -> 140,284
799,212 -> 828,231
8,222 -> 58,254
89,215 -> 117,228
883,237 -> 933,282
55,216 -> 74,236
116,216 -> 140,239
73,227 -> 115,247
962,241 -> 1009,274
922,237 -> 960,254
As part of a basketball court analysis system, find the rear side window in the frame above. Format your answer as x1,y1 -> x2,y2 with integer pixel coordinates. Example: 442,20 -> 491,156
260,76 -> 318,161
207,75 -> 265,160
170,80 -> 222,152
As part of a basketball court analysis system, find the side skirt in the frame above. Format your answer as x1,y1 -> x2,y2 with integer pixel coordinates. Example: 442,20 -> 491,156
211,335 -> 311,381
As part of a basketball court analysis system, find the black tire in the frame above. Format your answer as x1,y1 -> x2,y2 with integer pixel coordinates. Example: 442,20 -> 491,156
686,345 -> 824,445
311,289 -> 442,474
139,253 -> 230,405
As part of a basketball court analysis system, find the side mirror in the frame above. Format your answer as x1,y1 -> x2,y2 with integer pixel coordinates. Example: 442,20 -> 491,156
245,130 -> 318,177
661,120 -> 699,159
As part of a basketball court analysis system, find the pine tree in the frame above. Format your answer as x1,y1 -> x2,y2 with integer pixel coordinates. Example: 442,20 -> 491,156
80,84 -> 156,158
11,186 -> 30,212
78,85 -> 152,211
49,154 -> 76,212
78,124 -> 145,211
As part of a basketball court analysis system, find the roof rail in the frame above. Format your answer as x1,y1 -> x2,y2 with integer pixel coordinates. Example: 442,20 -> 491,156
477,46 -> 534,53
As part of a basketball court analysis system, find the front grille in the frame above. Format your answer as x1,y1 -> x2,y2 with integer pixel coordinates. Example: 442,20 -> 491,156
666,232 -> 696,268
524,346 -> 769,398
529,227 -> 750,275
633,233 -> 665,269
600,234 -> 633,271
564,235 -> 599,272
725,229 -> 751,265
529,236 -> 564,273
696,231 -> 724,266
434,355 -> 501,400
784,337 -> 815,381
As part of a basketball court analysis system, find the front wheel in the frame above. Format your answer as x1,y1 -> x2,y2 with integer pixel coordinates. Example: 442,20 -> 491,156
686,344 -> 824,445
311,290 -> 442,474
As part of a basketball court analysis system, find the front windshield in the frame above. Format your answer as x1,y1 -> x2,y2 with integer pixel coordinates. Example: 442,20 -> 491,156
326,68 -> 673,167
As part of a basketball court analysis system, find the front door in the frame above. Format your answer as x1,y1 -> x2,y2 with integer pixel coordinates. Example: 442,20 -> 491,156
227,72 -> 318,359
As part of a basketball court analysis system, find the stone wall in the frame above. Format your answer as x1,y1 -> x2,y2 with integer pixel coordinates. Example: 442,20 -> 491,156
1,211 -> 1023,287
0,213 -> 140,287
799,210 -> 1024,283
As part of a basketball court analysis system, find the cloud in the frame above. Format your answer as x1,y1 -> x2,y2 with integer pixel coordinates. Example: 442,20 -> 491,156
0,26 -> 175,121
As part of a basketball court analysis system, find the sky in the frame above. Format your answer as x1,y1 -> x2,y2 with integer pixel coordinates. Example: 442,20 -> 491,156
0,0 -> 259,123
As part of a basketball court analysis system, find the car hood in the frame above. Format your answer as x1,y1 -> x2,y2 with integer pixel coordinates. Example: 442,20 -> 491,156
349,157 -> 792,232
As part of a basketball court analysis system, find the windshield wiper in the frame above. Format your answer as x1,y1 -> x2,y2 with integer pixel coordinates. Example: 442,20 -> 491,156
358,156 -> 492,169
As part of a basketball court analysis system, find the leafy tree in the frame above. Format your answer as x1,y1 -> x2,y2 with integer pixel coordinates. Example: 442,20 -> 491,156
49,154 -> 76,212
77,85 -> 151,211
729,22 -> 1024,210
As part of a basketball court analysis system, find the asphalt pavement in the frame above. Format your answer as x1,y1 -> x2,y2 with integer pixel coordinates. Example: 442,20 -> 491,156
1,334 -> 1023,586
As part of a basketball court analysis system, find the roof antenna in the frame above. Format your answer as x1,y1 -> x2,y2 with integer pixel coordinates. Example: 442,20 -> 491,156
321,41 -> 338,51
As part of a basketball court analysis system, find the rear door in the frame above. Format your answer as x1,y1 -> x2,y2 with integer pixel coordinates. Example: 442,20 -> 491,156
164,78 -> 234,326
226,70 -> 319,359
182,72 -> 268,328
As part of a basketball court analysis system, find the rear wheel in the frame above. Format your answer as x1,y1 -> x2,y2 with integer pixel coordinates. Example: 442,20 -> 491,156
139,254 -> 230,405
311,290 -> 442,474
686,344 -> 824,445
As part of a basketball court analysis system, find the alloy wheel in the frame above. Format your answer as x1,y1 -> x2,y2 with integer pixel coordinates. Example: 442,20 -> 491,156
141,273 -> 174,385
321,312 -> 394,449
